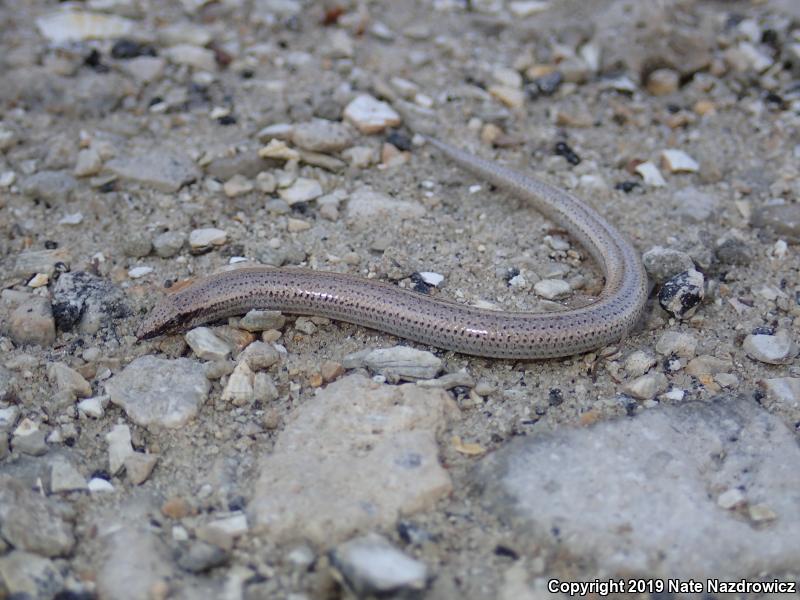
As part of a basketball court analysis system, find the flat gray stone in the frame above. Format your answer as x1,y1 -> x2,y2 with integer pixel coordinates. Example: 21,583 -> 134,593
106,149 -> 200,192
346,187 -> 425,225
249,374 -> 457,544
105,356 -> 210,429
21,170 -> 77,202
344,346 -> 442,381
0,551 -> 63,599
331,533 -> 429,596
473,396 -> 800,579
96,526 -> 172,600
291,119 -> 355,152
0,475 -> 75,557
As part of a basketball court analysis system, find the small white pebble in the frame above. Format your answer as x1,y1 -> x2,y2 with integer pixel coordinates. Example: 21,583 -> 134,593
59,212 -> 84,225
468,184 -> 482,194
419,271 -> 444,287
27,273 -> 49,288
771,239 -> 788,259
128,266 -> 154,279
88,478 -> 115,493
635,161 -> 666,187
660,388 -> 685,401
660,149 -> 699,173
717,488 -> 745,509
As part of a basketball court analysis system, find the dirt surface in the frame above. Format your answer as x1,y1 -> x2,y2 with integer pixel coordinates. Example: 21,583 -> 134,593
1,0 -> 799,598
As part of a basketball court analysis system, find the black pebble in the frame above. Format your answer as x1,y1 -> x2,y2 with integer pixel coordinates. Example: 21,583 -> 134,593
111,39 -> 157,59
615,181 -> 640,193
554,141 -> 581,165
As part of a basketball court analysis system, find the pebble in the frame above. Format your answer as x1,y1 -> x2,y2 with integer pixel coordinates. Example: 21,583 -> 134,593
673,187 -> 718,223
125,452 -> 159,485
198,513 -> 249,549
74,147 -> 103,176
533,278 -> 571,300
164,44 -> 216,70
473,396 -> 800,578
106,355 -> 211,429
642,246 -> 695,283
294,316 -> 317,334
0,552 -> 63,599
714,232 -> 753,265
343,145 -> 376,168
320,360 -> 345,383
655,331 -> 698,358
634,161 -> 666,187
88,478 -> 115,493
51,271 -> 130,334
11,418 -> 48,456
0,405 -> 19,433
685,355 -> 731,376
291,119 -> 355,152
249,375 -> 456,543
418,271 -> 444,287
717,488 -> 745,510
760,377 -> 800,409
751,204 -> 800,243
661,149 -> 699,173
508,0 -> 550,17
106,423 -> 133,475
646,68 -> 680,96
279,177 -> 323,204
331,533 -> 429,596
58,212 -> 83,226
345,346 -> 443,381
106,149 -> 200,192
78,395 -> 106,418
189,227 -> 227,252
50,458 -> 88,493
96,526 -> 172,600
259,139 -> 300,161
239,310 -> 286,332
344,95 -> 401,134
177,540 -> 229,573
286,217 -> 311,232
624,350 -> 657,377
47,361 -> 92,399
743,330 -> 795,365
489,85 -> 526,109
35,9 -> 134,42
10,296 -> 56,346
221,361 -> 255,405
223,174 -> 254,197
128,266 -> 154,279
186,327 -> 232,361
21,170 -> 78,202
119,56 -> 166,83
153,230 -> 186,258
13,247 -> 71,278
0,475 -> 75,556
658,269 -> 704,319
622,372 -> 668,400
346,187 -> 425,223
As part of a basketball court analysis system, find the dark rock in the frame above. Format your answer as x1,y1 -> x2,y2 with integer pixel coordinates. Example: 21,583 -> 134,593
51,271 -> 131,334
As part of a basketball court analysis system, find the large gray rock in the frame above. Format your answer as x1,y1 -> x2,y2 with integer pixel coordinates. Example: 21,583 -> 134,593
0,475 -> 75,557
249,375 -> 457,544
473,396 -> 800,579
96,526 -> 172,600
105,356 -> 210,429
0,551 -> 64,599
